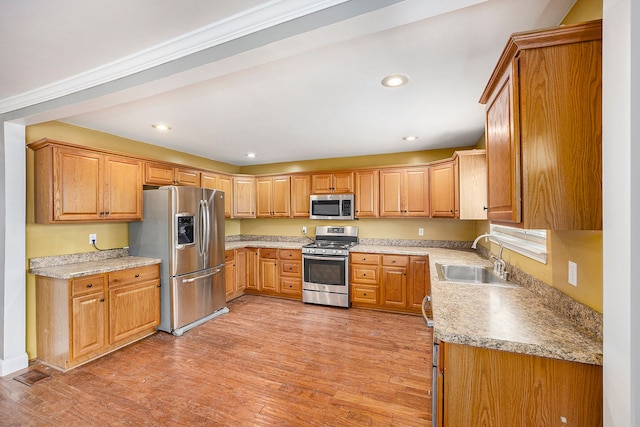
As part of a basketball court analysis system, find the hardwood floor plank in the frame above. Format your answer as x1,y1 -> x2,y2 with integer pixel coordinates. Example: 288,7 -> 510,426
1,295 -> 431,425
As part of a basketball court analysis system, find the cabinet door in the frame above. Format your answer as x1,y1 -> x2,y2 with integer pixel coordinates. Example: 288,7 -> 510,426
103,155 -> 143,221
381,266 -> 407,308
311,173 -> 333,194
255,177 -> 273,217
54,147 -> 103,221
245,248 -> 259,290
272,176 -> 291,217
216,175 -> 233,218
404,167 -> 429,217
379,169 -> 403,217
233,176 -> 256,218
332,172 -> 354,193
71,291 -> 106,359
200,172 -> 217,189
259,257 -> 279,293
175,168 -> 201,186
355,170 -> 379,218
144,162 -> 174,186
429,161 -> 456,218
457,152 -> 487,220
225,250 -> 236,299
290,174 -> 311,217
485,69 -> 521,223
408,256 -> 430,311
108,280 -> 160,344
235,249 -> 247,292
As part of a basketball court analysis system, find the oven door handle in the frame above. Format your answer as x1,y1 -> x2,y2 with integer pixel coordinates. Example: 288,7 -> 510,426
303,254 -> 347,262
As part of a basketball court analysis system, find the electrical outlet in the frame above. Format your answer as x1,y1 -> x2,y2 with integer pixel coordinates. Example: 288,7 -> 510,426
418,228 -> 424,236
302,226 -> 307,233
89,234 -> 97,245
568,261 -> 577,286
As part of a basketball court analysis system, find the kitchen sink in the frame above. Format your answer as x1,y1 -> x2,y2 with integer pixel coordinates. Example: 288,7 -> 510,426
435,263 -> 517,287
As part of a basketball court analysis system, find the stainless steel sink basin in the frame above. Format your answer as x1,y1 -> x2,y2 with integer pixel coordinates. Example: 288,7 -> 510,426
435,263 -> 517,287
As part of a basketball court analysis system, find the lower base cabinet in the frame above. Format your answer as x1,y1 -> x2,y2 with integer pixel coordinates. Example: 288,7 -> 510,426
244,248 -> 302,299
438,341 -> 603,426
36,264 -> 160,371
350,252 -> 430,314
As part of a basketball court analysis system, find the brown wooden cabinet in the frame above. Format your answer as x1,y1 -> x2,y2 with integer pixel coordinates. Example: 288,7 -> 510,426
201,172 -> 233,218
245,248 -> 259,291
311,172 -> 354,194
456,150 -> 487,220
279,249 -> 302,296
224,249 -> 246,301
258,248 -> 279,294
31,141 -> 143,223
144,162 -> 200,187
290,174 -> 311,217
351,252 -> 429,314
439,341 -> 602,426
429,160 -> 458,218
107,265 -> 161,344
354,170 -> 379,218
232,175 -> 256,218
35,264 -> 160,371
256,175 -> 291,218
379,167 -> 429,217
479,20 -> 602,230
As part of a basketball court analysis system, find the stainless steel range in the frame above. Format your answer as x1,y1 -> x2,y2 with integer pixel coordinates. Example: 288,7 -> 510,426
302,225 -> 358,308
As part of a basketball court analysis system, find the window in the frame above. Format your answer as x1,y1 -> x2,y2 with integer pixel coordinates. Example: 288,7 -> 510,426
489,224 -> 547,264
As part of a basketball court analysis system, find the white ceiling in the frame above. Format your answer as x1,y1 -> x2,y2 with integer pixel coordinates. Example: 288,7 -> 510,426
1,0 -> 576,166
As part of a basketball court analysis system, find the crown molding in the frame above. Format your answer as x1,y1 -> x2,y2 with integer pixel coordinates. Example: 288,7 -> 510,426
0,0 -> 347,115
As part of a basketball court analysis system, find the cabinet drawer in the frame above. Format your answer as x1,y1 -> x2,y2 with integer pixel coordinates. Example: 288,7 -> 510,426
280,276 -> 301,294
108,264 -> 160,288
259,248 -> 278,259
350,253 -> 380,265
351,265 -> 379,285
280,260 -> 301,276
279,249 -> 301,260
72,275 -> 105,296
382,255 -> 408,267
225,250 -> 235,262
351,285 -> 379,304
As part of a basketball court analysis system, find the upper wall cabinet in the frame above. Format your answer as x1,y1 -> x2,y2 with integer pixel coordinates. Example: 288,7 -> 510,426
256,175 -> 291,218
479,20 -> 602,230
232,175 -> 256,218
379,167 -> 429,217
290,174 -> 311,218
144,162 -> 200,187
354,170 -> 379,218
201,172 -> 233,218
311,172 -> 354,194
30,139 -> 143,223
429,150 -> 488,220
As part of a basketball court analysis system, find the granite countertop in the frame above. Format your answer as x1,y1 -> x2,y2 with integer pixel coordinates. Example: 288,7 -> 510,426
30,251 -> 162,280
352,245 -> 603,366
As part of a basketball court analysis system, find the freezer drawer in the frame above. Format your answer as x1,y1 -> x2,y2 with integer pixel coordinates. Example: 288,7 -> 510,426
169,266 -> 226,332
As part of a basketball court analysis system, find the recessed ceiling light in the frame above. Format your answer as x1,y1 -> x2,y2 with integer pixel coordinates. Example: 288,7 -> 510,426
245,153 -> 257,158
381,74 -> 409,88
403,136 -> 419,141
152,123 -> 171,131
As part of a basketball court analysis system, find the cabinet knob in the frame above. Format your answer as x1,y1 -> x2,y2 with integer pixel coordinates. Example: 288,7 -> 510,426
363,293 -> 367,296
157,284 -> 161,288
87,283 -> 93,288
99,298 -> 105,302
483,206 -> 488,211
363,273 -> 367,277
135,274 -> 140,278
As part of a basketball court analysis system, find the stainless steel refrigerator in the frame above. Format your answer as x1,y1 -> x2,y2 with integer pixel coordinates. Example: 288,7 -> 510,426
129,186 -> 227,336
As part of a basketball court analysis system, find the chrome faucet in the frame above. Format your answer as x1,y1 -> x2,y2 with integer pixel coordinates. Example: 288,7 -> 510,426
471,233 -> 509,281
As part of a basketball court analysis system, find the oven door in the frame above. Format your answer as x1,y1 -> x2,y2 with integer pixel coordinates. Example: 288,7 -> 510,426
302,254 -> 348,294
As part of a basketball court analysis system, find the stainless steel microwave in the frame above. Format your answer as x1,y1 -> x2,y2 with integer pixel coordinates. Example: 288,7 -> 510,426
309,194 -> 355,220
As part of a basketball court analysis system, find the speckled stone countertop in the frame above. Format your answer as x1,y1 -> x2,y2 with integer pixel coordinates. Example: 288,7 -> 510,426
352,245 -> 603,366
30,249 -> 161,279
225,241 -> 306,250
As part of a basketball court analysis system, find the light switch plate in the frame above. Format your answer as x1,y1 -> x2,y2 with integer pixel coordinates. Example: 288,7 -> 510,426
568,261 -> 578,286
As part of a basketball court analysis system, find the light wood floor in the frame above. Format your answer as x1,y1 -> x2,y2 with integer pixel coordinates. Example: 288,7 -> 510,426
1,295 -> 432,426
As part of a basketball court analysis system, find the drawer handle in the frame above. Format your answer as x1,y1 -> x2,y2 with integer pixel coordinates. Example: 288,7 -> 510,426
363,293 -> 367,296
135,274 -> 140,278
99,298 -> 105,302
86,283 -> 93,288
363,274 -> 367,277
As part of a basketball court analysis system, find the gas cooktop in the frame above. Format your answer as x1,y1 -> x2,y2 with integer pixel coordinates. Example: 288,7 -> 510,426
302,225 -> 358,256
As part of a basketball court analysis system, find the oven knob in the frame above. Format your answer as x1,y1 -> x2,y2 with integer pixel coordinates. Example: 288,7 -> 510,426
332,250 -> 337,254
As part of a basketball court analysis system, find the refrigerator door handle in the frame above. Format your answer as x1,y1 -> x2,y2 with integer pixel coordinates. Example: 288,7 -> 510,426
181,268 -> 221,283
198,200 -> 206,257
203,199 -> 211,256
